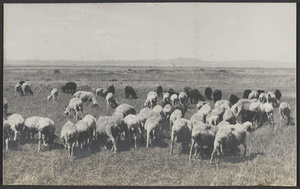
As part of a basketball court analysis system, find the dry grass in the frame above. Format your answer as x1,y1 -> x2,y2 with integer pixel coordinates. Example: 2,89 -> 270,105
3,66 -> 296,186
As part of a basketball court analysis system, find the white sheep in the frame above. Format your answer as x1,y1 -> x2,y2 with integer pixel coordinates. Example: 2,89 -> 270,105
279,102 -> 291,126
206,106 -> 226,125
266,91 -> 279,108
169,109 -> 183,129
196,101 -> 211,110
23,116 -> 43,140
115,103 -> 136,117
47,88 -> 58,102
162,92 -> 171,106
189,122 -> 218,160
60,120 -> 78,157
178,92 -> 188,105
162,104 -> 172,126
248,90 -> 258,100
170,94 -> 179,106
144,114 -> 163,148
190,113 -> 205,128
74,91 -> 98,106
144,91 -> 158,108
222,109 -> 237,124
64,98 -> 84,120
75,120 -> 91,149
263,102 -> 274,126
124,114 -> 142,148
197,103 -> 212,122
210,121 -> 254,163
35,117 -> 56,151
214,100 -> 230,110
21,82 -> 33,95
217,120 -> 231,127
170,118 -> 192,155
82,114 -> 97,140
258,93 -> 267,103
95,88 -> 107,97
3,113 -> 24,141
106,92 -> 119,108
249,101 -> 266,128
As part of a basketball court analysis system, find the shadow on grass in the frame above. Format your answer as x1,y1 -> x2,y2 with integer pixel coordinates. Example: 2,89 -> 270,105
221,152 -> 264,164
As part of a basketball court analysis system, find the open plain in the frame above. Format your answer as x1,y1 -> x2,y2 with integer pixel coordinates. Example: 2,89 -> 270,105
3,65 -> 296,186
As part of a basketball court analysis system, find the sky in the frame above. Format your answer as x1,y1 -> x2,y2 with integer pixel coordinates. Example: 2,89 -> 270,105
4,3 -> 296,66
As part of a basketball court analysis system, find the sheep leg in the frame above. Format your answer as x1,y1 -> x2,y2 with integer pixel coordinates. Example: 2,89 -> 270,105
38,131 -> 42,151
5,138 -> 9,151
170,130 -> 175,155
210,143 -> 219,163
111,137 -> 117,153
134,134 -> 137,149
189,138 -> 195,160
146,130 -> 150,148
242,142 -> 247,158
68,143 -> 71,157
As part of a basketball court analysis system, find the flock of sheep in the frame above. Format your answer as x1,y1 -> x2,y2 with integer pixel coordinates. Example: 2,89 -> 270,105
3,81 -> 293,163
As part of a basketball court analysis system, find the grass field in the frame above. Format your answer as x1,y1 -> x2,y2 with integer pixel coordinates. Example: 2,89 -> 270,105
3,66 -> 296,186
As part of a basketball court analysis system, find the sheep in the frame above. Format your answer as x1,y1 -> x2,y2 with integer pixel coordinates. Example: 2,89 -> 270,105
3,97 -> 8,119
124,114 -> 142,148
272,89 -> 282,101
178,92 -> 188,105
162,104 -> 172,127
229,94 -> 239,107
115,103 -> 136,117
35,117 -> 56,151
258,93 -> 267,103
204,87 -> 213,100
23,116 -> 43,140
156,86 -> 163,98
242,89 -> 252,99
96,115 -> 126,153
21,82 -> 33,95
47,88 -> 58,102
125,86 -> 138,99
263,102 -> 275,126
107,85 -> 115,95
144,91 -> 158,108
75,120 -> 91,149
170,118 -> 192,155
213,89 -> 222,104
19,80 -> 25,85
170,94 -> 179,106
222,109 -> 237,124
266,92 -> 279,108
206,106 -> 226,125
95,88 -> 108,97
197,103 -> 212,123
64,98 -> 84,120
106,92 -> 119,108
187,89 -> 205,104
82,114 -> 97,140
60,120 -> 78,157
3,114 -> 24,141
15,83 -> 24,96
190,113 -> 205,128
73,91 -> 98,106
248,90 -> 258,100
231,99 -> 256,124
144,115 -> 163,148
217,120 -> 231,127
189,122 -> 218,160
257,90 -> 265,96
153,105 -> 164,118
166,88 -> 179,96
169,109 -> 183,129
214,100 -> 230,110
210,121 -> 255,163
248,101 -> 266,128
61,82 -> 77,94
162,92 -> 171,107
279,102 -> 291,126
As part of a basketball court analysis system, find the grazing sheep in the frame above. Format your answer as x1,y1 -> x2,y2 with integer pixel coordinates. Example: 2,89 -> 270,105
206,106 -> 226,125
162,104 -> 172,127
263,102 -> 275,126
106,92 -> 119,108
21,82 -> 33,96
124,114 -> 142,148
189,122 -> 218,160
47,88 -> 58,102
107,85 -> 115,95
231,99 -> 255,124
170,94 -> 179,106
35,117 -> 56,151
3,97 -> 8,119
61,82 -> 77,94
258,93 -> 267,103
257,90 -> 265,96
162,92 -> 171,107
210,122 -> 255,163
19,80 -> 25,85
272,89 -> 282,101
15,83 -> 24,96
197,103 -> 212,123
248,90 -> 258,100
242,89 -> 252,99
95,88 -> 108,97
166,88 -> 179,96
214,100 -> 230,110
3,114 -> 24,141
23,116 -> 43,140
248,101 -> 266,128
266,92 -> 279,108
187,89 -> 205,104
74,91 -> 98,106
217,120 -> 231,127
153,105 -> 164,118
178,92 -> 188,105
184,86 -> 192,101
222,109 -> 237,124
144,91 -> 158,108
170,118 -> 192,155
60,120 -> 78,157
169,109 -> 183,129
204,87 -> 213,100
82,114 -> 97,140
75,120 -> 91,149
229,94 -> 239,107
144,115 -> 162,148
157,86 -> 163,98
279,102 -> 291,126
115,103 -> 136,117
190,113 -> 205,128
125,86 -> 138,99
213,89 -> 222,104
64,98 -> 84,120
196,101 -> 211,110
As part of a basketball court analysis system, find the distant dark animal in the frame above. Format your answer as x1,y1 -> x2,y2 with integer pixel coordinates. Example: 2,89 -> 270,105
61,82 -> 77,94
188,89 -> 205,104
272,89 -> 281,101
242,89 -> 251,99
22,83 -> 33,96
166,88 -> 179,96
125,86 -> 137,99
257,90 -> 265,96
15,83 -> 24,96
184,86 -> 192,94
19,81 -> 25,85
229,94 -> 239,106
204,87 -> 213,100
213,89 -> 222,104
107,85 -> 115,95
156,86 -> 163,98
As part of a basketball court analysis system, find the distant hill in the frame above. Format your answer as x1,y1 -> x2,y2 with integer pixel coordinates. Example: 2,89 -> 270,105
4,58 -> 295,68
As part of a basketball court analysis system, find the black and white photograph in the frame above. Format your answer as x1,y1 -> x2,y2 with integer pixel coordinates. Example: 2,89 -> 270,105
3,3 -> 296,186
